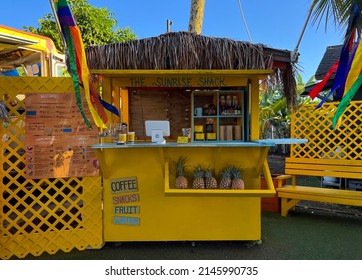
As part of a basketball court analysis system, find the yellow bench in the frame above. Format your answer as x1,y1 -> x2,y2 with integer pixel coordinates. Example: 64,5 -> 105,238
276,158 -> 362,217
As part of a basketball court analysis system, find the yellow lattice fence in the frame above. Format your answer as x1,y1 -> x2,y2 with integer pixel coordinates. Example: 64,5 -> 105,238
0,77 -> 103,259
290,101 -> 362,160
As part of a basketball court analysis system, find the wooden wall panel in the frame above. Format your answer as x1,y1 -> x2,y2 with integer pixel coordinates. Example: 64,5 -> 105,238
129,89 -> 191,140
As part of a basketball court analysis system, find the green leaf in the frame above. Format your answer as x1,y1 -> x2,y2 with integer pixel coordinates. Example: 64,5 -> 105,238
23,0 -> 137,52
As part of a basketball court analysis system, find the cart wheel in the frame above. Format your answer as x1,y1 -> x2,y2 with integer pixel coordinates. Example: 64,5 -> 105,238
243,240 -> 262,248
110,242 -> 123,247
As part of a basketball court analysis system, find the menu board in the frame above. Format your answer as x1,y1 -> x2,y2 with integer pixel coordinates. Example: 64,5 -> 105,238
25,93 -> 99,179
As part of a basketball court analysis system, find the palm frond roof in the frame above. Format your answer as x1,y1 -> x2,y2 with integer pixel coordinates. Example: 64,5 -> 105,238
86,31 -> 297,109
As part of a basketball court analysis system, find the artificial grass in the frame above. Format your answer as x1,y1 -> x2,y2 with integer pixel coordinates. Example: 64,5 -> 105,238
22,209 -> 362,260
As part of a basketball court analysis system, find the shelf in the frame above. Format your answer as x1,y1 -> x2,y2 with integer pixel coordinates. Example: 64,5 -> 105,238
193,114 -> 242,118
193,115 -> 217,118
191,89 -> 247,142
219,114 -> 243,117
164,161 -> 276,197
255,138 -> 308,145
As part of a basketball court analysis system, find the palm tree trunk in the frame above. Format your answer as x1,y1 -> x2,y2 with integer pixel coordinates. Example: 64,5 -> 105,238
188,0 -> 205,34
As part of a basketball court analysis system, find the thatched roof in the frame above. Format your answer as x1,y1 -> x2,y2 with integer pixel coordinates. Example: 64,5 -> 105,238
86,31 -> 297,109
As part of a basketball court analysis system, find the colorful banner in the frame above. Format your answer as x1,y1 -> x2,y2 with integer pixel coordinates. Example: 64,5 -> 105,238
52,0 -> 120,129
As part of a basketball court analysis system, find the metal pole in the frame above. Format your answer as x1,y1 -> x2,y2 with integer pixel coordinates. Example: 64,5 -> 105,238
292,3 -> 314,62
48,0 -> 67,47
166,19 -> 173,33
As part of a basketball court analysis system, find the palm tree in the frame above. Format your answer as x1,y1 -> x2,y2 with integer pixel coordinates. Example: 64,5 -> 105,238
259,74 -> 315,139
188,0 -> 205,34
310,0 -> 361,35
310,1 -> 362,127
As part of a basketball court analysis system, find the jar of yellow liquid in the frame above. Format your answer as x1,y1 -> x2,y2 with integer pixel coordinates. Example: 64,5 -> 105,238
127,132 -> 135,142
118,134 -> 127,144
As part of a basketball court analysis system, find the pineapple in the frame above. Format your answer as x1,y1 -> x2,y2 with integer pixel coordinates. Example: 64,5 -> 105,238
192,165 -> 205,189
231,167 -> 245,190
219,167 -> 232,189
204,167 -> 218,189
175,156 -> 188,189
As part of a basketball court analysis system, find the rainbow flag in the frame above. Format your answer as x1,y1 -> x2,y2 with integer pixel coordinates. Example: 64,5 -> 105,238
332,38 -> 362,128
53,0 -> 112,129
309,2 -> 361,129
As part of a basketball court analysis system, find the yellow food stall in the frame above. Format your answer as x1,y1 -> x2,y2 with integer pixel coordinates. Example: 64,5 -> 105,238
86,31 -> 301,242
93,142 -> 275,241
91,69 -> 286,242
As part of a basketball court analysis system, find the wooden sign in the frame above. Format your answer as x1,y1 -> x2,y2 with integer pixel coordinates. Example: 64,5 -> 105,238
25,93 -> 99,179
110,177 -> 138,194
111,176 -> 141,226
114,206 -> 140,214
113,216 -> 140,225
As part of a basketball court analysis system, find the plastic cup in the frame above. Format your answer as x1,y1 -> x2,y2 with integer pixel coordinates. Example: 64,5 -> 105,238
127,132 -> 135,142
105,136 -> 113,143
118,134 -> 127,143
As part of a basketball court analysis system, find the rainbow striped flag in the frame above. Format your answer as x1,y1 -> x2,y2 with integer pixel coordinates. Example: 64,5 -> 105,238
52,0 -> 112,129
309,3 -> 361,129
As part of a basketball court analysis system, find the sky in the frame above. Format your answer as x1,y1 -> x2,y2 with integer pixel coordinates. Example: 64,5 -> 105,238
2,0 -> 345,82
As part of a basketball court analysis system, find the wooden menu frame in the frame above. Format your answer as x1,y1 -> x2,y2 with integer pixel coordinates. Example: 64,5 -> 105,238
25,93 -> 99,179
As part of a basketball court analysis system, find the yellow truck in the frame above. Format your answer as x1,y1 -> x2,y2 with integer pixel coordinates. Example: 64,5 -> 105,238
0,24 -> 67,77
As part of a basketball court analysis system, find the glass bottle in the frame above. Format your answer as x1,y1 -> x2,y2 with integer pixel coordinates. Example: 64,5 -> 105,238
220,95 -> 226,115
226,95 -> 232,113
232,96 -> 240,114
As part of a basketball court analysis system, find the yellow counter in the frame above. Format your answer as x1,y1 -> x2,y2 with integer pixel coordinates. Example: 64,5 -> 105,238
92,142 -> 277,242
